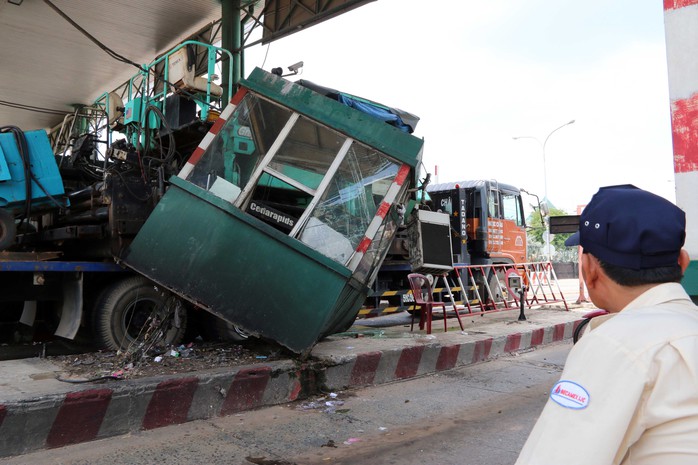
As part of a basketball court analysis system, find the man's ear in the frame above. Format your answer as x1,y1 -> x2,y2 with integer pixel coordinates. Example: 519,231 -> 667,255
582,253 -> 600,289
679,249 -> 690,273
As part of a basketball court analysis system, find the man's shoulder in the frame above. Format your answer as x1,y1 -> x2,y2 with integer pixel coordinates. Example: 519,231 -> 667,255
591,300 -> 698,350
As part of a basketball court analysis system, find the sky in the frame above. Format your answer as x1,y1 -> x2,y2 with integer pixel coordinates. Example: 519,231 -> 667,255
243,0 -> 675,215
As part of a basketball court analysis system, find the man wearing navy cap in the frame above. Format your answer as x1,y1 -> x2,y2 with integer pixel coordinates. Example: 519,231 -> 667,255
516,185 -> 698,465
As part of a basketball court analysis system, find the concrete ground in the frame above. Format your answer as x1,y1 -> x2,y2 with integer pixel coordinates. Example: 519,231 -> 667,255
0,278 -> 595,458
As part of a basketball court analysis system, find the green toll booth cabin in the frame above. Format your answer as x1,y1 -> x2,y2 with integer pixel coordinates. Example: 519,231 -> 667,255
121,68 -> 424,354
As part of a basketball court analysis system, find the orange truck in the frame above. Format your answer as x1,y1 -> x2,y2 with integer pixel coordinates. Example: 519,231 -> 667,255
366,179 -> 528,312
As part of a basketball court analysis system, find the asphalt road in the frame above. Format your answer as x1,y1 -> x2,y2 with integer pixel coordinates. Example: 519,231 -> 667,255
0,341 -> 572,465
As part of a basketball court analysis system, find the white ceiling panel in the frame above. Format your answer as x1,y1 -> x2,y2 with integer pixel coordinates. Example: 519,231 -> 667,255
0,0 -> 222,130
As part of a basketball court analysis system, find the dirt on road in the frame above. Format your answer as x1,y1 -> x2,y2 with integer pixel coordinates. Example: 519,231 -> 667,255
49,340 -> 285,382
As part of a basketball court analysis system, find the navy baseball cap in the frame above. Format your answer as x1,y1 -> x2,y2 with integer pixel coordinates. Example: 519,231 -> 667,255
564,185 -> 686,269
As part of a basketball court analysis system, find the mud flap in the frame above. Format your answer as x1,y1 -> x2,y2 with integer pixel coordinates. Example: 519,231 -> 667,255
54,272 -> 83,339
19,300 -> 37,326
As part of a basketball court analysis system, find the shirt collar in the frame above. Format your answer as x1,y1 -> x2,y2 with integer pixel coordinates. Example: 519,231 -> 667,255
621,282 -> 692,312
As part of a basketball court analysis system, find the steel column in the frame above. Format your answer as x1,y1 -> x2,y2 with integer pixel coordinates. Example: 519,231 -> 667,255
221,0 -> 242,104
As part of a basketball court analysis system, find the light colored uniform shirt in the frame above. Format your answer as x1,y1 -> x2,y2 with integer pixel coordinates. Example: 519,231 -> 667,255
516,282 -> 698,465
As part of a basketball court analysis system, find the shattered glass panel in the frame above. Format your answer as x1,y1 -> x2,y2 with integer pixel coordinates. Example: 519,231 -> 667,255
299,142 -> 400,265
185,93 -> 292,203
353,183 -> 407,283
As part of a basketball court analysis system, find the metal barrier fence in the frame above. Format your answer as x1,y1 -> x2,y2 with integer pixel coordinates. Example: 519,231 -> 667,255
358,262 -> 568,319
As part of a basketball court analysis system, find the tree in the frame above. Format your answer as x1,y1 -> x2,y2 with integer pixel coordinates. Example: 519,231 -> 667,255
527,206 -> 572,251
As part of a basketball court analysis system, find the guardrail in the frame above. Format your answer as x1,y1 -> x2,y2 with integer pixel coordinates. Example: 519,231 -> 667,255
359,261 -> 568,318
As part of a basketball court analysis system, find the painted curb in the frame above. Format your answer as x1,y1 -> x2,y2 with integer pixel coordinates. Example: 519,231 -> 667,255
0,320 -> 580,458
320,321 -> 578,389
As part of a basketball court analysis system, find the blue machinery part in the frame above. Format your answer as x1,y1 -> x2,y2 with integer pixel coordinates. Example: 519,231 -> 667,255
0,129 -> 65,210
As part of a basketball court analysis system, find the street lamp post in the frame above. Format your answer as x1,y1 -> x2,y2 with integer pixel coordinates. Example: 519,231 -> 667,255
513,119 -> 575,264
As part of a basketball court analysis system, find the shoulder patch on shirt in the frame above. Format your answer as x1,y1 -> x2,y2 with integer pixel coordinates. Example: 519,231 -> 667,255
550,380 -> 590,409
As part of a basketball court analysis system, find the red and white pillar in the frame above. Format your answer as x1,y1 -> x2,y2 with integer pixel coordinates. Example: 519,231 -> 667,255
664,1 -> 698,270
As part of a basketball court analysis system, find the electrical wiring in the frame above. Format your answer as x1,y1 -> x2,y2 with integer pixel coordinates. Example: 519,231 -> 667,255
0,99 -> 69,116
42,0 -> 222,114
111,169 -> 152,202
56,374 -> 123,384
42,0 -> 142,71
260,42 -> 271,70
0,126 -> 66,228
141,105 -> 176,167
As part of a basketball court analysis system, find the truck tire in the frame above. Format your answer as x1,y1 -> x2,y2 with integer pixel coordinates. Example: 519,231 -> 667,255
486,266 -> 520,304
0,209 -> 16,251
487,270 -> 505,303
201,312 -> 251,342
92,276 -> 187,351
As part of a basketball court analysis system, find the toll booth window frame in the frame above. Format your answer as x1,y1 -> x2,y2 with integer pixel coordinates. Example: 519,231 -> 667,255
189,90 -> 406,268
184,92 -> 291,203
353,180 -> 408,282
243,113 -> 347,237
298,141 -> 401,265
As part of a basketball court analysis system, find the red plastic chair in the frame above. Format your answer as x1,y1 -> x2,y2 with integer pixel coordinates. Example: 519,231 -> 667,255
408,273 -> 449,334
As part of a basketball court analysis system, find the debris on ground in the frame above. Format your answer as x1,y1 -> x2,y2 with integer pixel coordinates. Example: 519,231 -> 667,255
50,341 -> 282,381
297,392 -> 350,414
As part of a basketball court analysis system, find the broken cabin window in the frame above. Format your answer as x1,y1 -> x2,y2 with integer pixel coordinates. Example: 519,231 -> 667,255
299,142 -> 400,265
353,185 -> 406,282
245,115 -> 345,234
184,93 -> 292,203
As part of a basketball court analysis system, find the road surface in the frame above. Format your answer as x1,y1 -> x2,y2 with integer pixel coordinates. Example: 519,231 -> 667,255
0,341 -> 571,465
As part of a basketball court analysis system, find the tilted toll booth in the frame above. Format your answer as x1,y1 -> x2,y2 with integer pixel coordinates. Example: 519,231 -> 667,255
122,67 -> 424,354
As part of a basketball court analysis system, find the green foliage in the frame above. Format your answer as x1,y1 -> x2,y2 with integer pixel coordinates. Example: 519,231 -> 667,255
527,206 -> 572,249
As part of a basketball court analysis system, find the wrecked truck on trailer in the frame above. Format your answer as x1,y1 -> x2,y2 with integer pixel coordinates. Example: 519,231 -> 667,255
121,67 -> 424,354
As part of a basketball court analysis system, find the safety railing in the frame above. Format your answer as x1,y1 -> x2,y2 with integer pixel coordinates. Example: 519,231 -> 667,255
358,261 -> 568,319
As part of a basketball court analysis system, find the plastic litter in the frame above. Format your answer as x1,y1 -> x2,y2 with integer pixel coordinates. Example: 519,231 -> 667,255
324,400 -> 345,413
300,401 -> 321,410
298,397 -> 345,413
177,344 -> 194,358
343,438 -> 362,445
153,356 -> 163,362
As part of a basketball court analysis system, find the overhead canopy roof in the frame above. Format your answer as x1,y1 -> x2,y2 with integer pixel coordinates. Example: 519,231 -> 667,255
0,0 -> 374,132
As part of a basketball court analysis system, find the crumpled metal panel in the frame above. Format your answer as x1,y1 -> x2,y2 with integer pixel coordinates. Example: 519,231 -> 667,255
122,179 -> 365,354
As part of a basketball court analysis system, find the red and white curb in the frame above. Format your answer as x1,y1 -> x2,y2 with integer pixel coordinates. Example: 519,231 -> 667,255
0,361 -> 304,457
0,320 -> 580,458
321,321 -> 578,389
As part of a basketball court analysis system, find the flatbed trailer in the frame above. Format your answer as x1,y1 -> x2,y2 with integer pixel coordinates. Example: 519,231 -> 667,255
0,253 -> 187,350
